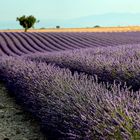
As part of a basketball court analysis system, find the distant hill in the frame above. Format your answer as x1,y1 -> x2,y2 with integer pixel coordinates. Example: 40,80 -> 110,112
0,13 -> 140,29
61,13 -> 140,27
37,13 -> 140,28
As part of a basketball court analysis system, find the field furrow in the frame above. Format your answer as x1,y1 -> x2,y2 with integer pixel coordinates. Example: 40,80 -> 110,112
1,31 -> 140,139
0,32 -> 140,56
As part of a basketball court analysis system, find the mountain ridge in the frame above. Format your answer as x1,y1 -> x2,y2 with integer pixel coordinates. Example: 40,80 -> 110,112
0,13 -> 140,29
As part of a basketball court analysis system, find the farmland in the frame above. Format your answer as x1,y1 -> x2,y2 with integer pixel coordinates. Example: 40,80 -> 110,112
1,32 -> 140,56
1,31 -> 140,139
1,26 -> 140,32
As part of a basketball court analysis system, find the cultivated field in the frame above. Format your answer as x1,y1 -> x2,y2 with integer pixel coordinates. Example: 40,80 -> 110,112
1,30 -> 140,139
1,26 -> 140,32
1,32 -> 140,56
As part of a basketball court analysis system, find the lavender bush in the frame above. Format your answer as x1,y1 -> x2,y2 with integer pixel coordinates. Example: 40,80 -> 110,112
1,32 -> 140,56
25,44 -> 140,91
0,57 -> 140,140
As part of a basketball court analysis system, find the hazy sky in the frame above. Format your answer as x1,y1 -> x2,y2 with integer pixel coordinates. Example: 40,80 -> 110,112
0,0 -> 140,29
0,0 -> 140,20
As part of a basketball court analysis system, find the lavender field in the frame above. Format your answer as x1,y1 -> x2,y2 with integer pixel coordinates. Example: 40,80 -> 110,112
1,32 -> 140,140
1,32 -> 140,56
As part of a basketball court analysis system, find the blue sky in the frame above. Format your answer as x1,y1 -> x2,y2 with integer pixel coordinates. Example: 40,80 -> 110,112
0,0 -> 140,28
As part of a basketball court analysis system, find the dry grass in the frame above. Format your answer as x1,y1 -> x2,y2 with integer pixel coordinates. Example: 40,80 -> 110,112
0,26 -> 140,32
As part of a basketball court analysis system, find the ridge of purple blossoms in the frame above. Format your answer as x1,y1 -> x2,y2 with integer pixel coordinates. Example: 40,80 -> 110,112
0,57 -> 140,139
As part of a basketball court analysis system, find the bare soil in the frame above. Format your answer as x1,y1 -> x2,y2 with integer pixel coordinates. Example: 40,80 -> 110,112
0,83 -> 47,140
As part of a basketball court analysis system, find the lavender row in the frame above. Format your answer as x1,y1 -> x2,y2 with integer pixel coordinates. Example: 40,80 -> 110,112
1,32 -> 140,56
25,44 -> 140,91
1,58 -> 140,139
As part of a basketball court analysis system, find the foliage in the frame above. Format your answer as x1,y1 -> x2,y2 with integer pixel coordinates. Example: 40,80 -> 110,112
0,58 -> 140,139
1,32 -> 140,57
26,45 -> 140,91
94,25 -> 101,28
16,15 -> 39,32
56,26 -> 60,29
1,32 -> 140,139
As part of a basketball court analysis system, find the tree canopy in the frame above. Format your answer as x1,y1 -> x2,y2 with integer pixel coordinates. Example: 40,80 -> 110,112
16,15 -> 39,32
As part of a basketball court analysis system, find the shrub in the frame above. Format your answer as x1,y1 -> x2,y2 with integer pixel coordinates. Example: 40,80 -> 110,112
25,44 -> 140,91
56,26 -> 60,29
0,57 -> 140,139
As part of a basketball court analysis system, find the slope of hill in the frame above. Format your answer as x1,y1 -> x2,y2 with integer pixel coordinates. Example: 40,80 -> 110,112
1,32 -> 140,56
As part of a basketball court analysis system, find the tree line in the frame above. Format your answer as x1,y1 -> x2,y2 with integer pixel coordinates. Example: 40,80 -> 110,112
17,15 -> 101,32
16,15 -> 61,32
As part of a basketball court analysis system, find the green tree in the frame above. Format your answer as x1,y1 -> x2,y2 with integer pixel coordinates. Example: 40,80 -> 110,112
56,25 -> 60,29
16,15 -> 39,32
94,25 -> 101,28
